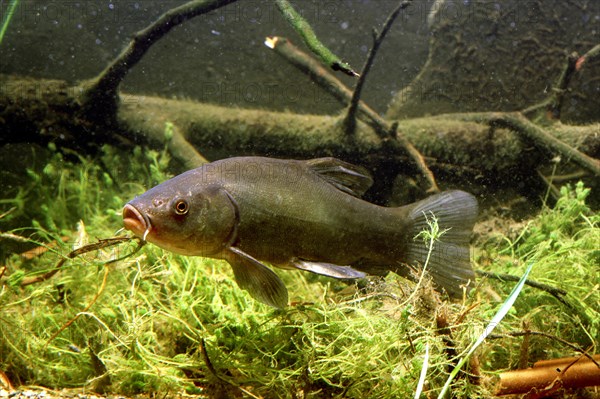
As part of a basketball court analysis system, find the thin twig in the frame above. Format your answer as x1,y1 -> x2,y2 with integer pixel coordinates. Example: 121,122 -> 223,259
264,37 -> 355,112
344,0 -> 412,135
575,43 -> 600,71
523,43 -> 600,120
0,207 -> 16,220
200,338 -> 231,385
475,269 -> 574,310
388,124 -> 439,193
536,168 -> 561,201
266,36 -> 439,193
547,170 -> 588,183
45,263 -> 110,347
493,113 -> 600,175
19,236 -> 139,286
547,52 -> 579,120
518,321 -> 531,370
488,331 -> 599,368
476,271 -> 566,294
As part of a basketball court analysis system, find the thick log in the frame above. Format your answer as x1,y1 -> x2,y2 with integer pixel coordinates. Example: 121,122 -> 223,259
1,74 -> 598,191
118,93 -> 599,176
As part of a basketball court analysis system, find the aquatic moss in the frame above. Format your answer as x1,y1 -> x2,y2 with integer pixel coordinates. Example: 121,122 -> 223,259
0,145 -> 598,398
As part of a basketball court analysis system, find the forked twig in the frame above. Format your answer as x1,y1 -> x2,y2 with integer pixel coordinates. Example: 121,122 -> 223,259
344,0 -> 412,135
523,44 -> 600,120
266,36 -> 439,193
20,236 -> 139,286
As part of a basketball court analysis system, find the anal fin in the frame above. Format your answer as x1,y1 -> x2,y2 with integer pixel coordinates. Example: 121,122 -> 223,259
224,247 -> 289,309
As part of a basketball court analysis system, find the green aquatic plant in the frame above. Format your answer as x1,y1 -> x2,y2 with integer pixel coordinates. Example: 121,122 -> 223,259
478,181 -> 599,380
0,0 -> 19,45
274,0 -> 358,77
0,146 -> 597,398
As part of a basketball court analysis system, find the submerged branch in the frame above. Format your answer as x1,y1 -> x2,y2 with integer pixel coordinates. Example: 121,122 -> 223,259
2,74 -> 598,193
264,36 -> 355,113
452,112 -> 600,176
523,52 -> 579,121
266,36 -> 439,192
80,0 -> 238,116
523,43 -> 600,122
547,52 -> 579,120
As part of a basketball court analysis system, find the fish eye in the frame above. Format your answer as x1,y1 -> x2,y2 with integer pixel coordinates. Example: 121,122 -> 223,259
173,199 -> 189,215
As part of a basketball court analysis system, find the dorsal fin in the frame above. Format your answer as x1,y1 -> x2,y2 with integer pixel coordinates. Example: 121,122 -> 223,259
305,157 -> 373,197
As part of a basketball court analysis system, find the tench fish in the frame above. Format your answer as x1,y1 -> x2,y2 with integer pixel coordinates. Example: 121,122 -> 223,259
123,156 -> 478,308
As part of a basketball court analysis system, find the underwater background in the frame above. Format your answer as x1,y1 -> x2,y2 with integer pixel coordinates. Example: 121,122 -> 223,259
1,0 -> 599,398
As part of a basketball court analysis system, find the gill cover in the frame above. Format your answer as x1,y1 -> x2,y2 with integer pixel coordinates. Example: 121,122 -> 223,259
187,185 -> 239,256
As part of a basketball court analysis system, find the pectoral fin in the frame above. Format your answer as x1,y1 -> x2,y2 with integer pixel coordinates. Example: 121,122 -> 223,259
224,247 -> 289,309
292,259 -> 367,279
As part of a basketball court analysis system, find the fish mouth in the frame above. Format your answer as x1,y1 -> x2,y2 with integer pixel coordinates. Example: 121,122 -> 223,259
122,204 -> 152,241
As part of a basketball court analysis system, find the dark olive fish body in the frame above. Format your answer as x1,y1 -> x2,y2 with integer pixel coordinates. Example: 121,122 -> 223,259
221,160 -> 408,265
123,157 -> 478,308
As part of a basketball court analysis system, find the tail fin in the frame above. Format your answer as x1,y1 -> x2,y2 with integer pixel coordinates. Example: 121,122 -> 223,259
406,190 -> 478,297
